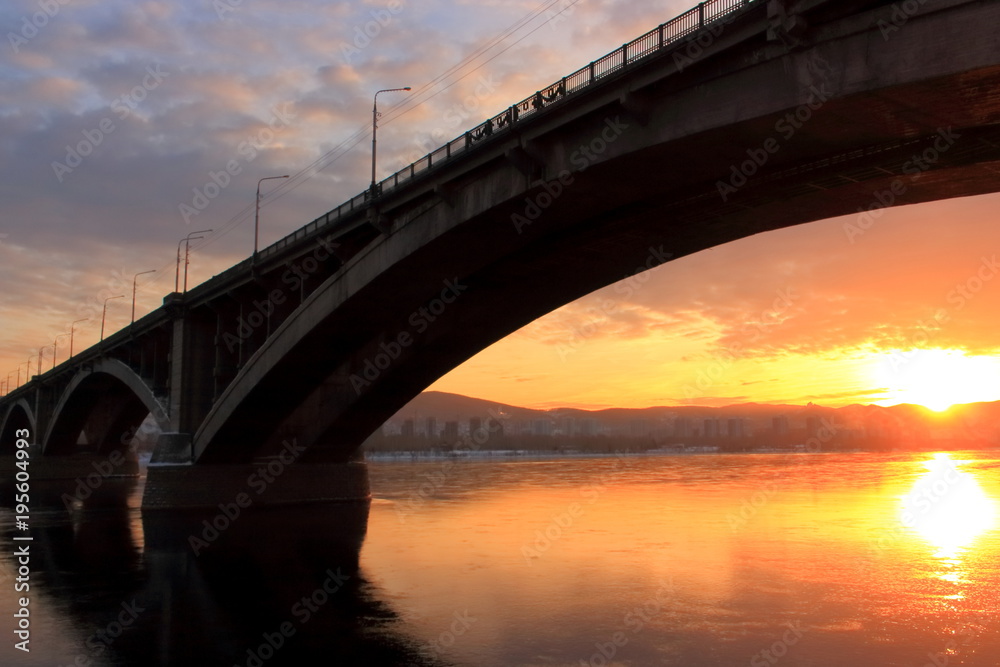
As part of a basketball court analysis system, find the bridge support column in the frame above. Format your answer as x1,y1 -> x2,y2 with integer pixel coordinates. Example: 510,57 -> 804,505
153,295 -> 216,464
141,461 -> 371,509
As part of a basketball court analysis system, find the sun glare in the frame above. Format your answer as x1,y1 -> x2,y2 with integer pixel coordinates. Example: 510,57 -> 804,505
900,453 -> 997,561
870,349 -> 1000,411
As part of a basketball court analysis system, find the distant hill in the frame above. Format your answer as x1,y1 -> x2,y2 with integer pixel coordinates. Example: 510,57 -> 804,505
387,391 -> 1000,443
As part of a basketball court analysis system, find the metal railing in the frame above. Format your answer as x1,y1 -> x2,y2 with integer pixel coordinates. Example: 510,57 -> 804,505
252,0 -> 760,264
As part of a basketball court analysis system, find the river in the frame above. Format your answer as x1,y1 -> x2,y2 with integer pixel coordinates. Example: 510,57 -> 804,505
1,450 -> 998,666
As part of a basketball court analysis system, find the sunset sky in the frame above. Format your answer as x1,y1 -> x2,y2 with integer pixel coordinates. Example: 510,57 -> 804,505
1,0 -> 998,412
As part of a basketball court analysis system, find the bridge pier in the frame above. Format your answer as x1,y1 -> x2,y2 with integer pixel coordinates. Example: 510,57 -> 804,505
141,460 -> 371,510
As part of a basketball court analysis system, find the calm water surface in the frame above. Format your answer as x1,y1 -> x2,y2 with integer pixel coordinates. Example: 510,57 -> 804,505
1,450 -> 999,666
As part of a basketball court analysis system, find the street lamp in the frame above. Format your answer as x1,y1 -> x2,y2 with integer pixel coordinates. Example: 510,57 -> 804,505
176,230 -> 212,293
37,344 -> 53,376
254,175 -> 289,259
371,87 -> 411,196
53,333 -> 71,370
69,318 -> 88,358
101,295 -> 124,341
132,270 -> 156,323
27,355 -> 36,382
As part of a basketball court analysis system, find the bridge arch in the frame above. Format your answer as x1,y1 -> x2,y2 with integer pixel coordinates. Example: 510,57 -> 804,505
193,0 -> 1000,463
0,400 -> 36,455
43,359 -> 169,456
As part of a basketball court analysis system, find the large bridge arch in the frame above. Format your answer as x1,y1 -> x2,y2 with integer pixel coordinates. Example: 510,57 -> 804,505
192,0 -> 1000,463
43,359 -> 169,456
0,400 -> 36,455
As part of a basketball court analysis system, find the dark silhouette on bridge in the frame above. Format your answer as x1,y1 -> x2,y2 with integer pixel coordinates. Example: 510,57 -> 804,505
3,0 -> 1000,507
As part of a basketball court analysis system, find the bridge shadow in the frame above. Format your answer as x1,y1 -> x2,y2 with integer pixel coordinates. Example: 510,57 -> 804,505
0,485 -> 439,666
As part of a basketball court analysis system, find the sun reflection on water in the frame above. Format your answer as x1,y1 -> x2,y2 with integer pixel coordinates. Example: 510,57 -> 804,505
900,453 -> 997,564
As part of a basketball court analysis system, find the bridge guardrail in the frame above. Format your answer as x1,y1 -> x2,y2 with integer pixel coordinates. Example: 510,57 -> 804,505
251,0 -> 759,267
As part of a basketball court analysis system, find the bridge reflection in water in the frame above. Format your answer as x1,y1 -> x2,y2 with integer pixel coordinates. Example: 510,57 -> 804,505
0,474 -> 436,666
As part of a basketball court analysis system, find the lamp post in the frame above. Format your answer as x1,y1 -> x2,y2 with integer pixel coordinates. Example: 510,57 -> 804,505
38,345 -> 53,376
101,295 -> 124,341
27,355 -> 36,382
69,318 -> 88,358
175,230 -> 212,293
132,270 -> 156,323
53,333 -> 70,370
254,175 -> 289,259
371,87 -> 411,196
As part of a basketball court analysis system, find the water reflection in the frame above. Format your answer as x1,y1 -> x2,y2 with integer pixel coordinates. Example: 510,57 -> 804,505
900,453 -> 997,562
0,479 -> 437,666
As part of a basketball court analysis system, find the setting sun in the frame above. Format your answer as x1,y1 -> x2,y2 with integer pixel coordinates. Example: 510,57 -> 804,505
870,349 -> 1000,412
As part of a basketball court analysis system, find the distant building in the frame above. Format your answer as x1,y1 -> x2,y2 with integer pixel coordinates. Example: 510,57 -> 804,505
674,417 -> 693,438
401,419 -> 415,438
579,418 -> 599,436
727,418 -> 745,439
443,421 -> 459,442
425,417 -> 438,439
557,416 -> 576,436
469,417 -> 482,435
806,416 -> 821,437
772,416 -> 789,436
703,418 -> 720,439
630,419 -> 650,437
533,419 -> 553,436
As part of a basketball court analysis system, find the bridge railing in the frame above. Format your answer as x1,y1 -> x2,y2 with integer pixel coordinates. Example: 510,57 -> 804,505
255,0 -> 759,265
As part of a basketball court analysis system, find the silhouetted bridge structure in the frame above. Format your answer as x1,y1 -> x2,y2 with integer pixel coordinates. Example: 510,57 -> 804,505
2,0 -> 999,508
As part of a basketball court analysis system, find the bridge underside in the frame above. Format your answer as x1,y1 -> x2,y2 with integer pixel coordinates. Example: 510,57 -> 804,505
197,40 -> 1000,464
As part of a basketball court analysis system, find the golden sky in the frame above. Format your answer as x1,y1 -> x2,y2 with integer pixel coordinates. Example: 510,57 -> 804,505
428,194 -> 1000,411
